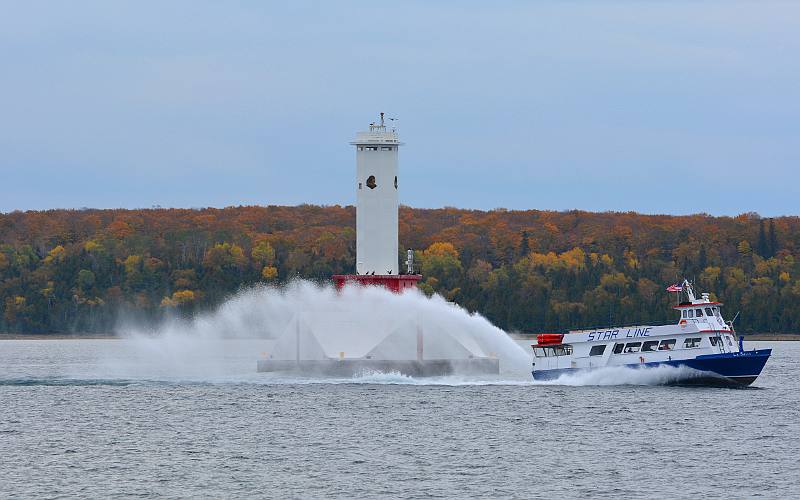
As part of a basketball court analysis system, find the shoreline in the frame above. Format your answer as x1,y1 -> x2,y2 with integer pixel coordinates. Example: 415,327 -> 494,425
0,334 -> 119,340
740,334 -> 800,341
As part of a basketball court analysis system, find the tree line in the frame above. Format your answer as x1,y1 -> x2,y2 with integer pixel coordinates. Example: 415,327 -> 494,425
1,206 -> 798,334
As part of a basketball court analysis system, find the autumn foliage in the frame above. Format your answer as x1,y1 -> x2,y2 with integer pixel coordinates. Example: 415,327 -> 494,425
1,205 -> 798,334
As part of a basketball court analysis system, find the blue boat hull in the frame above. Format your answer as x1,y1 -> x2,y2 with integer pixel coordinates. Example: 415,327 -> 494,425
532,349 -> 772,386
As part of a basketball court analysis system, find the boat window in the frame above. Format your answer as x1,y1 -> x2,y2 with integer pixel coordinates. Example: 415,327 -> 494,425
684,337 -> 702,348
709,337 -> 720,346
695,309 -> 704,317
726,336 -> 733,346
533,347 -> 548,358
658,339 -> 676,350
613,343 -> 625,354
713,308 -> 722,318
682,310 -> 687,318
624,342 -> 642,353
589,345 -> 606,356
552,345 -> 573,356
688,310 -> 694,318
641,340 -> 659,352
705,307 -> 713,316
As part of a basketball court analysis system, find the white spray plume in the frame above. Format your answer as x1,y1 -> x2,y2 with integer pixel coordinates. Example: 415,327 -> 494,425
108,280 -> 532,382
101,281 -> 705,387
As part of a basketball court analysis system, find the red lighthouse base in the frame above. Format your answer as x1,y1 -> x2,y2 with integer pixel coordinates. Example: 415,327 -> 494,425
332,274 -> 422,293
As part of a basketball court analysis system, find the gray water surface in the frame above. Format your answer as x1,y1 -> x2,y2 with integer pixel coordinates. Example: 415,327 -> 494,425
1,339 -> 797,499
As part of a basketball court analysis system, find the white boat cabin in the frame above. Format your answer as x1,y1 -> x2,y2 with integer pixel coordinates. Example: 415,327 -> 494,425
532,280 -> 740,371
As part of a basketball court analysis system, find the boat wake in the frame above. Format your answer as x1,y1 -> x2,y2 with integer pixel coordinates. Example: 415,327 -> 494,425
269,370 -> 534,386
3,365 -> 725,388
532,364 -> 709,386
0,372 -> 532,387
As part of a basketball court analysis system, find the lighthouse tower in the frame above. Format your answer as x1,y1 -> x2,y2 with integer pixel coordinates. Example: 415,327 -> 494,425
354,113 -> 400,275
257,113 -> 500,377
333,113 -> 421,292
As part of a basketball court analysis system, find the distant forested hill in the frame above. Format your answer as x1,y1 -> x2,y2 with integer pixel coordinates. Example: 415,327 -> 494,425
1,206 -> 798,334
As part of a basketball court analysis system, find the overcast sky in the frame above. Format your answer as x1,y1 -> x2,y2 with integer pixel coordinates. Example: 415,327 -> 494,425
1,1 -> 798,216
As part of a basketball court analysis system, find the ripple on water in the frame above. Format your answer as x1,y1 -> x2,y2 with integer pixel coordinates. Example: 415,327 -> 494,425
0,339 -> 798,498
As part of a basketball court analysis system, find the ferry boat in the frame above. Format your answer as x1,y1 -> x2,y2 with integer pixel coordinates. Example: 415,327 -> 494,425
531,280 -> 771,386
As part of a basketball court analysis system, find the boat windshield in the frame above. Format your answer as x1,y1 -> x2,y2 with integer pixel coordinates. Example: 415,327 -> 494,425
532,345 -> 573,357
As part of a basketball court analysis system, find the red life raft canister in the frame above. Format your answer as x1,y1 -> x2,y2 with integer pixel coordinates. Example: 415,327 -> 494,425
536,333 -> 565,345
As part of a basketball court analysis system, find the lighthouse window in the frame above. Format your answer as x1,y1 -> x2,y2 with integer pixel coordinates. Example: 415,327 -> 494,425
641,340 -> 660,352
358,182 -> 362,189
381,146 -> 392,151
589,345 -> 606,356
394,176 -> 397,189
623,342 -> 642,353
366,175 -> 377,189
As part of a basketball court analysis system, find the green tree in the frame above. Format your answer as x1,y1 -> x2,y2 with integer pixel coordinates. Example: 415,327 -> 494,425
757,219 -> 768,257
252,240 -> 276,266
421,242 -> 463,300
768,219 -> 778,258
77,269 -> 96,291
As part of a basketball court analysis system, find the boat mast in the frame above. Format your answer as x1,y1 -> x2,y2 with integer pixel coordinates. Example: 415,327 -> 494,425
683,279 -> 696,302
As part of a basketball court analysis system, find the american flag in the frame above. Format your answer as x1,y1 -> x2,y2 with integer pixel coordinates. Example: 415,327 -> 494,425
666,283 -> 683,292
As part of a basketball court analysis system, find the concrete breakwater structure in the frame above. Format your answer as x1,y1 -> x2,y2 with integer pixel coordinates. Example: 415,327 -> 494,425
257,115 -> 500,377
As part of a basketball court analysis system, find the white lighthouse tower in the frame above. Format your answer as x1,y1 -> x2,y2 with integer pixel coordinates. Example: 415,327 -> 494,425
353,112 -> 400,275
333,113 -> 420,292
257,113 -> 500,377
